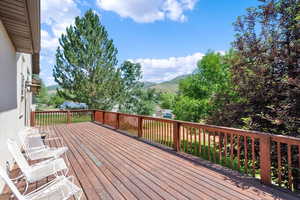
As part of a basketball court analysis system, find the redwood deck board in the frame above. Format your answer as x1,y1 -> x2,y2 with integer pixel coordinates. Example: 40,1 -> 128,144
2,122 -> 299,200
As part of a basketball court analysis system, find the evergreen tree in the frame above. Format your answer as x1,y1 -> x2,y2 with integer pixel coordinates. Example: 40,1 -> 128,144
53,10 -> 121,110
119,61 -> 144,113
119,61 -> 158,115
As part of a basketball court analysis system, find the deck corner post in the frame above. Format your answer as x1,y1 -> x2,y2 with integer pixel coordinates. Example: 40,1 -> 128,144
116,113 -> 120,129
138,117 -> 143,138
259,135 -> 272,185
67,111 -> 71,124
102,111 -> 105,124
173,122 -> 180,151
30,111 -> 35,127
92,110 -> 96,121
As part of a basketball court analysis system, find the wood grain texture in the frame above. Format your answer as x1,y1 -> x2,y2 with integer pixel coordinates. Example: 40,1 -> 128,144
3,122 -> 299,199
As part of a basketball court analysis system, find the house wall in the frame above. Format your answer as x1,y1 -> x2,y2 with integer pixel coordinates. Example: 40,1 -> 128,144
0,20 -> 33,192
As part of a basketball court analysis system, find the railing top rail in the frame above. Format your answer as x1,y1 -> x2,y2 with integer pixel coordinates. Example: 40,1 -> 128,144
35,109 -> 299,142
35,109 -> 94,113
93,109 -> 300,141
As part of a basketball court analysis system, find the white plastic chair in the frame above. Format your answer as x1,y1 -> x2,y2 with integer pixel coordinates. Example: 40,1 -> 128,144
7,139 -> 68,185
0,167 -> 83,200
20,128 -> 68,161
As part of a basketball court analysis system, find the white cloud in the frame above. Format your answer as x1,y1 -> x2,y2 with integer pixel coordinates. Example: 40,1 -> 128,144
40,0 -> 82,85
41,0 -> 81,39
129,52 -> 204,82
41,0 -> 82,52
41,30 -> 59,50
97,0 -> 198,23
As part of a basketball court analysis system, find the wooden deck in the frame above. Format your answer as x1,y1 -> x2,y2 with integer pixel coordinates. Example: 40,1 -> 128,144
2,122 -> 299,200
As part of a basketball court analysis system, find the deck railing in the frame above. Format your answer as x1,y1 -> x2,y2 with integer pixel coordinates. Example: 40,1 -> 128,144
31,110 -> 94,126
31,109 -> 300,191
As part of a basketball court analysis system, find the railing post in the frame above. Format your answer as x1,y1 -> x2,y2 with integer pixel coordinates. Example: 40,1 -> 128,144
30,111 -> 35,127
116,113 -> 120,129
103,111 -> 105,124
173,122 -> 180,151
138,116 -> 143,138
67,111 -> 71,124
92,110 -> 95,121
259,135 -> 271,185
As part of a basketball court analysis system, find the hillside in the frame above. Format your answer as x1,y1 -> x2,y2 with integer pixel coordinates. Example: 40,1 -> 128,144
146,74 -> 189,93
47,74 -> 189,95
47,85 -> 59,95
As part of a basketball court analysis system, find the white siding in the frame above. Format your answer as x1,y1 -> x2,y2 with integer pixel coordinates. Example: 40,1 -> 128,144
0,20 -> 33,192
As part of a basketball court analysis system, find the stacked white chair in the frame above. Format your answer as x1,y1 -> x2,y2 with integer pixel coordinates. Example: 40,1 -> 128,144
7,139 -> 68,183
20,127 -> 68,161
0,167 -> 83,200
4,126 -> 82,200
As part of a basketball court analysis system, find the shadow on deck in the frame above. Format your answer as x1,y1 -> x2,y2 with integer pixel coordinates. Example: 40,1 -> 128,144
2,122 -> 299,200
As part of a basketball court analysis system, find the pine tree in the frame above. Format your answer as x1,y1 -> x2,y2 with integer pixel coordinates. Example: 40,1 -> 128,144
118,61 -> 158,115
53,10 -> 121,110
118,61 -> 144,113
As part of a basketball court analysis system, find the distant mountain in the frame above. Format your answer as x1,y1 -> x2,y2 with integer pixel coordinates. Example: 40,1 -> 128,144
145,74 -> 190,93
47,85 -> 59,95
47,85 -> 59,90
143,81 -> 156,88
46,74 -> 189,95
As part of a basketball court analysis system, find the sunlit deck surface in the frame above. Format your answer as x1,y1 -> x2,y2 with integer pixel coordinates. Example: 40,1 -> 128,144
2,122 -> 299,200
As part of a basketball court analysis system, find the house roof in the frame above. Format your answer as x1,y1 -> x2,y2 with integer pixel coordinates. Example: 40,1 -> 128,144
0,0 -> 41,74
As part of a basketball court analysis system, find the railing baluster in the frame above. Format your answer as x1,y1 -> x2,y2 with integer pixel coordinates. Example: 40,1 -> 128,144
230,134 -> 234,168
244,136 -> 248,174
219,132 -> 222,164
203,129 -> 206,157
199,128 -> 202,155
237,135 -> 241,169
208,130 -> 211,161
251,137 -> 255,177
213,132 -> 216,162
277,142 -> 282,186
298,145 -> 300,178
194,128 -> 197,155
189,127 -> 192,153
288,144 -> 292,189
145,120 -> 148,140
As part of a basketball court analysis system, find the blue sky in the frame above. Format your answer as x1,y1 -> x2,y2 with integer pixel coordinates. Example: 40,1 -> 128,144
40,0 -> 260,85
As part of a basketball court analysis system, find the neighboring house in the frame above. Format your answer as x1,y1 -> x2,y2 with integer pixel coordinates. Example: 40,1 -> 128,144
0,0 -> 40,192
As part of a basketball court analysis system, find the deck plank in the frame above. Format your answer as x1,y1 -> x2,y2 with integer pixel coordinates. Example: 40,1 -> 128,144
2,122 -> 299,200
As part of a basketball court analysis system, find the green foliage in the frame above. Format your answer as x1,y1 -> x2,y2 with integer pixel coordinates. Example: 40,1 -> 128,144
160,92 -> 175,109
119,61 -> 144,113
227,0 -> 300,136
173,96 -> 208,122
35,80 -> 49,109
135,88 -> 159,115
118,61 -> 158,115
173,51 -> 237,122
49,94 -> 65,108
53,10 -> 122,110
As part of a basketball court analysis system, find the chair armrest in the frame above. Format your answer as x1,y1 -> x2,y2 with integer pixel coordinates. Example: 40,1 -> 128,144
44,137 -> 65,146
24,176 -> 64,196
25,146 -> 46,151
31,158 -> 56,167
